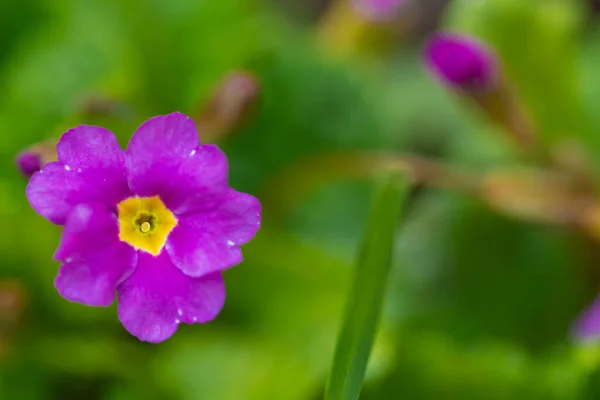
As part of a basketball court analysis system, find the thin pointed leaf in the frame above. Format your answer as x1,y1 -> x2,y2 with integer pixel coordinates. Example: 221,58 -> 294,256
325,172 -> 409,400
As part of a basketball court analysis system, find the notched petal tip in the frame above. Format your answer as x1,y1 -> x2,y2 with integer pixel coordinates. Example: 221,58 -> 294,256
166,189 -> 261,278
125,112 -> 203,201
25,125 -> 129,225
117,253 -> 225,343
130,321 -> 180,344
56,124 -> 124,167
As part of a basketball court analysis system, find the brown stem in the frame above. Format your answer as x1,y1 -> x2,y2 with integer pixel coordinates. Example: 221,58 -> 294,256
470,74 -> 538,155
258,151 -> 480,221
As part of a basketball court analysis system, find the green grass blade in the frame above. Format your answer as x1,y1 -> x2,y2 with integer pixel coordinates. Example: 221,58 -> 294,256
325,172 -> 410,400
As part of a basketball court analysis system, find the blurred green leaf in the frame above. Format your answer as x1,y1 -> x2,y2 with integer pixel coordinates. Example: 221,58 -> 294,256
363,332 -> 584,400
225,38 -> 389,194
392,192 -> 592,351
325,172 -> 409,400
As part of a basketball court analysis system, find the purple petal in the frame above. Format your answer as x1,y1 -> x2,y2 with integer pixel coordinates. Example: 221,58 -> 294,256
15,151 -> 42,178
54,203 -> 137,306
125,112 -> 228,214
423,32 -> 498,91
573,295 -> 600,342
117,252 -> 225,343
166,190 -> 261,278
26,126 -> 130,225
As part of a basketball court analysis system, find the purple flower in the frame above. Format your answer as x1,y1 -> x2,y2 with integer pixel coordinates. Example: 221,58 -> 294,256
573,296 -> 600,342
26,112 -> 261,343
352,0 -> 405,22
423,32 -> 498,92
16,151 -> 42,178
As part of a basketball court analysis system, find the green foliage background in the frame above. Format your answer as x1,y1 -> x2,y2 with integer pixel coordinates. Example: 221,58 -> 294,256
1,0 -> 600,398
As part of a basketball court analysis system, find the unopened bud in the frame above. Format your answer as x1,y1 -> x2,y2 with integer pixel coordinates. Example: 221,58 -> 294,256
351,0 -> 405,22
195,71 -> 260,142
424,32 -> 498,92
424,32 -> 537,152
15,151 -> 42,178
0,280 -> 27,324
14,142 -> 58,179
76,95 -> 132,120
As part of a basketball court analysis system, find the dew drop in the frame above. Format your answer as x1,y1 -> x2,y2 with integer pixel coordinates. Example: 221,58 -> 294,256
64,165 -> 71,171
175,318 -> 180,324
177,308 -> 183,317
227,240 -> 235,246
189,149 -> 196,156
192,316 -> 197,322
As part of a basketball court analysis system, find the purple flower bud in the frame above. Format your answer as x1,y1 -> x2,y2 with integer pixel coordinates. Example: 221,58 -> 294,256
352,0 -> 405,22
15,151 -> 42,178
423,32 -> 498,92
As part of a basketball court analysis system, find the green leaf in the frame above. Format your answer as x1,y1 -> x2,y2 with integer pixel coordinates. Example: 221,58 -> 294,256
325,172 -> 410,400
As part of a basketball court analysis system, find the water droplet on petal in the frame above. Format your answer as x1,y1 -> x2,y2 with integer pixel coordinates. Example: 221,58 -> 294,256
189,149 -> 196,156
64,165 -> 71,171
227,240 -> 235,246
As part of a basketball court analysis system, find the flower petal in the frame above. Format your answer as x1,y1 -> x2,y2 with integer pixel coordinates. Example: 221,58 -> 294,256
166,190 -> 261,277
125,112 -> 228,214
54,203 -> 137,306
117,252 -> 225,343
26,126 -> 129,225
573,295 -> 600,341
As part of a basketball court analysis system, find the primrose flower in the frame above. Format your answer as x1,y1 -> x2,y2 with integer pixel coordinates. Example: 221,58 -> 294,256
26,112 -> 261,343
423,32 -> 498,92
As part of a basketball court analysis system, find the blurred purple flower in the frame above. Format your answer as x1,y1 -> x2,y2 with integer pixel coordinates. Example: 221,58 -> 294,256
573,296 -> 600,342
423,32 -> 498,92
26,112 -> 261,343
15,151 -> 42,178
352,0 -> 405,22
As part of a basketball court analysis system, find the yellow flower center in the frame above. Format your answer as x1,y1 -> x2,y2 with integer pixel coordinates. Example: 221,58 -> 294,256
117,196 -> 178,256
